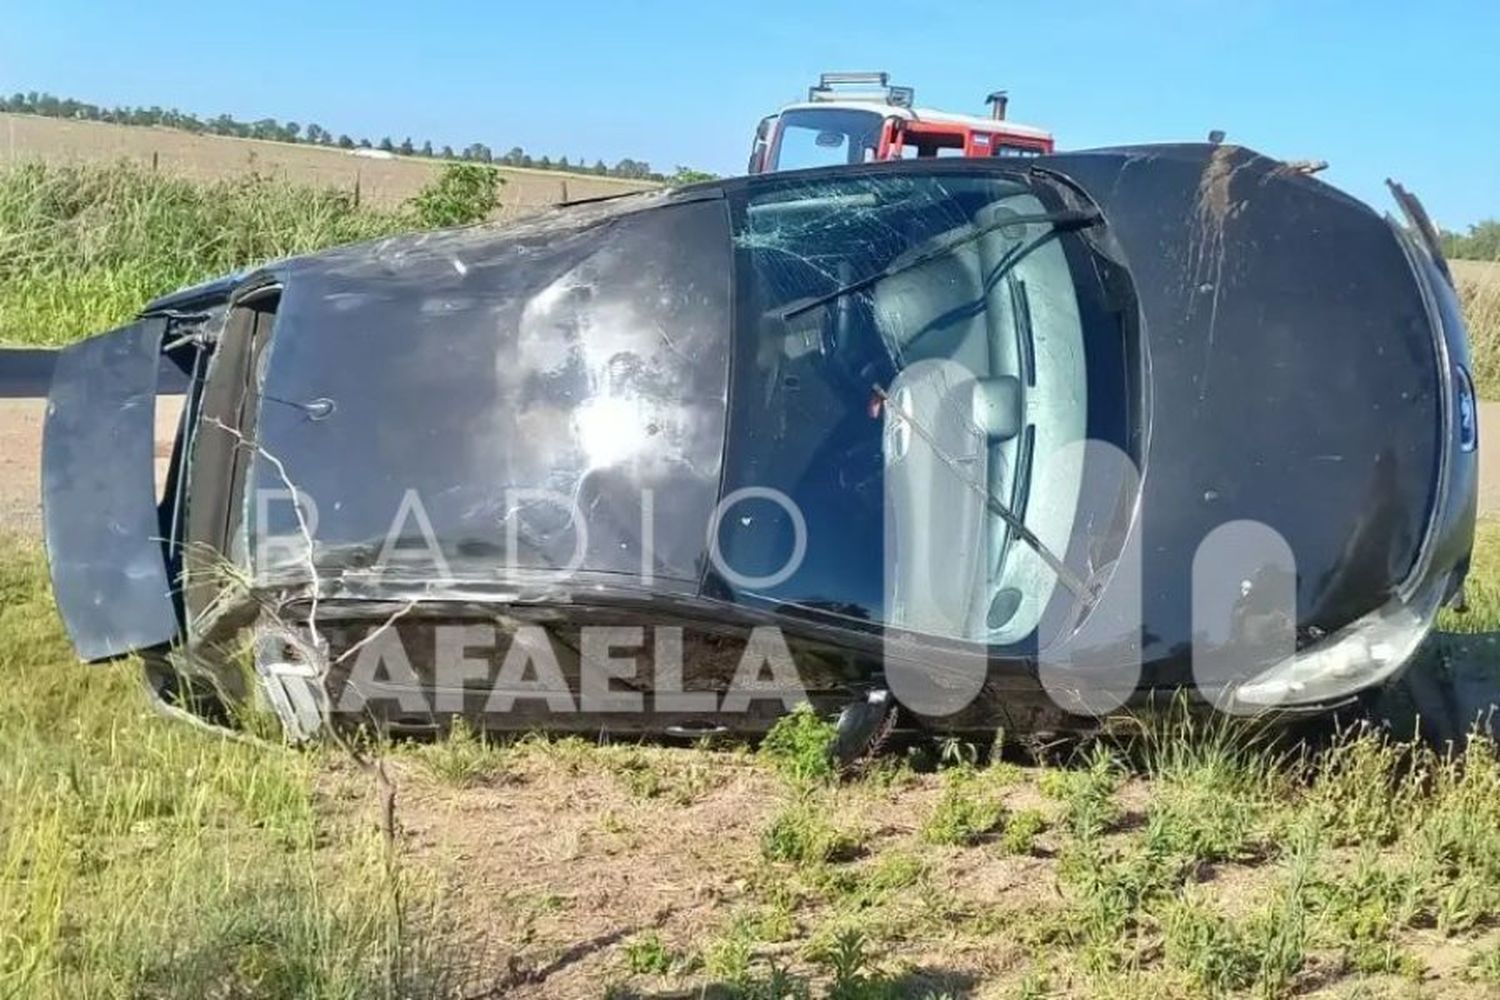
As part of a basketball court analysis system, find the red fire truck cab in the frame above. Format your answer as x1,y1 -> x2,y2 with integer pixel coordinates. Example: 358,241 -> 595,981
747,72 -> 1055,175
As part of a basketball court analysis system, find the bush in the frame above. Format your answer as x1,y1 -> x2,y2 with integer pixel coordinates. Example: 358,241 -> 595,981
999,808 -> 1048,856
759,704 -> 838,786
761,800 -> 859,866
403,161 -> 504,228
1456,262 -> 1500,399
921,767 -> 1004,846
1443,219 -> 1500,260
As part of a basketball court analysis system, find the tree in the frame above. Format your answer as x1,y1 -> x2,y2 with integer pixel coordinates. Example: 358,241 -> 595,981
669,166 -> 718,185
0,89 -> 676,183
1443,220 -> 1500,260
611,158 -> 652,179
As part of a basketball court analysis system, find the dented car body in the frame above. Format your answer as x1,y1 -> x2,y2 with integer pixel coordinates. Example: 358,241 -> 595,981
43,144 -> 1476,741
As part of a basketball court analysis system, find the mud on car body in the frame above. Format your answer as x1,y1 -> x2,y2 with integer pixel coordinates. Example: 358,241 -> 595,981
42,144 -> 1476,743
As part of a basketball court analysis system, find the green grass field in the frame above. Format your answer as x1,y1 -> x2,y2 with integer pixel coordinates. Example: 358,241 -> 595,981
2,526 -> 1498,998
0,159 -> 508,347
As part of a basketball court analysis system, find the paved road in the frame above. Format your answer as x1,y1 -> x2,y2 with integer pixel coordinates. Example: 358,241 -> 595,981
0,349 -> 61,397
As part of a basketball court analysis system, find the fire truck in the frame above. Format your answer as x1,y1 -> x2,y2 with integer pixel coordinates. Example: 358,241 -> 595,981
747,72 -> 1055,175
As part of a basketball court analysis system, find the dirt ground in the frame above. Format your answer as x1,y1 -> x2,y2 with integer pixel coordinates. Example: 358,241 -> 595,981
0,112 -> 655,216
0,395 -> 182,536
377,749 -> 1050,997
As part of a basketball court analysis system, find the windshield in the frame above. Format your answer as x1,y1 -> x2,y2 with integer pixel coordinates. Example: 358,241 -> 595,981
768,108 -> 885,172
718,170 -> 1124,645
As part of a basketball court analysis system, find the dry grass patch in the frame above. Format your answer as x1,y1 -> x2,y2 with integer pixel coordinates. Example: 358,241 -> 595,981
1455,258 -> 1500,399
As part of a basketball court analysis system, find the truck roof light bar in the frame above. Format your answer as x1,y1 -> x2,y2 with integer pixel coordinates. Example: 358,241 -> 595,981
808,71 -> 914,108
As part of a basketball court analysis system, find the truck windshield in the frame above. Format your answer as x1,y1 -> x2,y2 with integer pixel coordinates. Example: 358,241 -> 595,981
718,170 -> 1120,645
769,108 -> 885,172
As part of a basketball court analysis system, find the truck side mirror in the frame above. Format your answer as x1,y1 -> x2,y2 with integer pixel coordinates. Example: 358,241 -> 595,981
747,117 -> 776,174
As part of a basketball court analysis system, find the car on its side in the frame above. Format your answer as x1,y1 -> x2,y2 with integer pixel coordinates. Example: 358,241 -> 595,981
42,144 -> 1476,745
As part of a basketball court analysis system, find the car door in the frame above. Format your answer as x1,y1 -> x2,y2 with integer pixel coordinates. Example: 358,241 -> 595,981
42,317 -> 182,661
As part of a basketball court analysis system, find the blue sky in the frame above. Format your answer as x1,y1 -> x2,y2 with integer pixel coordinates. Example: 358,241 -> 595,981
1,0 -> 1495,227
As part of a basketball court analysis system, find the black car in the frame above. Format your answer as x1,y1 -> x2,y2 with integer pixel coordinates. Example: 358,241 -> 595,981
42,144 -> 1477,744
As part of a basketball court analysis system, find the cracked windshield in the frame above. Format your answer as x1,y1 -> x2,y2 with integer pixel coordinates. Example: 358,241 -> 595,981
725,172 -> 1098,644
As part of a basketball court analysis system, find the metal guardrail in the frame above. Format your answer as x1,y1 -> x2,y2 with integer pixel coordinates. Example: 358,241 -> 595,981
0,348 -> 190,398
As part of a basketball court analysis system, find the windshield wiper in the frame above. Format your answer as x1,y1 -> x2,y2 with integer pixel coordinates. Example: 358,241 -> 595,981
778,206 -> 1102,323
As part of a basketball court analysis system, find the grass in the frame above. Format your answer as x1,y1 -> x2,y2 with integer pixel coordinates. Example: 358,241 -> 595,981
405,716 -> 511,787
0,159 -> 500,347
5,523 -> 1500,995
0,533 -> 456,998
920,765 -> 1007,846
621,930 -> 682,976
761,798 -> 862,866
1455,259 -> 1500,398
759,702 -> 840,786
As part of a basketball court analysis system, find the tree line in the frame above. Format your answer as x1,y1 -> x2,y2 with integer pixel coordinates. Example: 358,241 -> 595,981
0,91 -> 718,185
1443,220 -> 1500,261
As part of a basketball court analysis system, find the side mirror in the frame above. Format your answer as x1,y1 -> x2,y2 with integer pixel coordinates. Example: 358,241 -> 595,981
747,116 -> 776,175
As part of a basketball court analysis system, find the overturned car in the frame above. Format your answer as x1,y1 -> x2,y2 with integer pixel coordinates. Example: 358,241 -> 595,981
43,144 -> 1476,744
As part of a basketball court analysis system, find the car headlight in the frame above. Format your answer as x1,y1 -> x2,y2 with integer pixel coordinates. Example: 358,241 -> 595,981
1232,573 -> 1446,709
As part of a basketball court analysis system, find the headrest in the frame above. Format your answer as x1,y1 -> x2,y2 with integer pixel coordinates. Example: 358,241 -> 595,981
971,375 -> 1022,441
